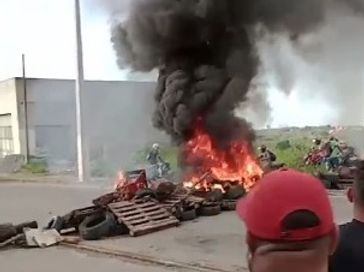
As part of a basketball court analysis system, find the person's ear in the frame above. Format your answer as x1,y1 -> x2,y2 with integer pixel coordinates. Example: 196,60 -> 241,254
247,251 -> 253,272
347,187 -> 354,203
329,226 -> 339,255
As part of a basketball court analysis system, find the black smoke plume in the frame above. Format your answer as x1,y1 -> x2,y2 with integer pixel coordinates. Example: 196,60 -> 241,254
110,0 -> 328,146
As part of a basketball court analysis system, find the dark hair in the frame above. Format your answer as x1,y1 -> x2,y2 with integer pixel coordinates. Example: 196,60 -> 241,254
354,161 -> 364,204
247,210 -> 330,255
281,210 -> 320,231
248,210 -> 321,253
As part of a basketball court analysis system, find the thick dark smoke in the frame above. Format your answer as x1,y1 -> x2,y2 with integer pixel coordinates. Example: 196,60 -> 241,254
110,0 -> 332,145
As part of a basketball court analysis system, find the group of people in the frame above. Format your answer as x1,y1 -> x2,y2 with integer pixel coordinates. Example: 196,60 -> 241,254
236,162 -> 364,272
305,137 -> 346,171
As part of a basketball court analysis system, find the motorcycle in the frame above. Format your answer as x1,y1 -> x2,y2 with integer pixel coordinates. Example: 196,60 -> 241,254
146,161 -> 174,182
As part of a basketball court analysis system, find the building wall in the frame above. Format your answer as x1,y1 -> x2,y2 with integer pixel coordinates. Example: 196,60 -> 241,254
0,78 -> 21,155
21,78 -> 168,169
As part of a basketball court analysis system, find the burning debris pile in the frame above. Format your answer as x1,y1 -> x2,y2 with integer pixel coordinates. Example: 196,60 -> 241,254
109,0 -> 335,189
40,168 -> 247,241
182,118 -> 262,192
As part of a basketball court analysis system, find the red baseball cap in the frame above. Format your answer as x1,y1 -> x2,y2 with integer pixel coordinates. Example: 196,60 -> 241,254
237,168 -> 334,241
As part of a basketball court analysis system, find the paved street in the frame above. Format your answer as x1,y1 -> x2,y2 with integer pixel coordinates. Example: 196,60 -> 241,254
0,247 -> 176,272
0,182 -> 353,272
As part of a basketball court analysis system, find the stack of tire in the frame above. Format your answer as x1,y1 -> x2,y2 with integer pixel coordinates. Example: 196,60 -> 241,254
47,211 -> 127,241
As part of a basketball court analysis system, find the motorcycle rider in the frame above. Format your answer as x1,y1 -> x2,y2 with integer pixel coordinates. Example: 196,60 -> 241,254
146,143 -> 165,179
258,145 -> 277,170
326,137 -> 343,171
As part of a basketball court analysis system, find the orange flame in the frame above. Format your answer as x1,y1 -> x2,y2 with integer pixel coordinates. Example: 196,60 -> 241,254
113,170 -> 127,190
183,120 -> 262,191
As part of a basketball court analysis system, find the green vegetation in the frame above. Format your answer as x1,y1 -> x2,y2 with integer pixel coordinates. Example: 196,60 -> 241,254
275,140 -> 291,151
133,145 -> 179,170
22,157 -> 48,174
90,160 -> 116,177
270,140 -> 325,174
256,127 -> 329,174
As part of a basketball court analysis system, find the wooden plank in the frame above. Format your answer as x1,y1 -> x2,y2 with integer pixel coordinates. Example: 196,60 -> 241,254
130,219 -> 179,237
124,210 -> 170,221
129,217 -> 178,230
110,202 -> 165,212
114,205 -> 163,216
108,200 -> 179,237
125,210 -> 172,224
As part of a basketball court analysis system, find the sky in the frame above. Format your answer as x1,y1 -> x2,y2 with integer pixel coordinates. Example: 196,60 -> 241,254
0,0 -> 349,128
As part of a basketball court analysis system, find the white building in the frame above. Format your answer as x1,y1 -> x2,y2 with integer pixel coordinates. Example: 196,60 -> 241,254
0,77 -> 167,170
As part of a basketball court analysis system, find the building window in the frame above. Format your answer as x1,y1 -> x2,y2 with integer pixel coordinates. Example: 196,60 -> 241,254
0,126 -> 14,158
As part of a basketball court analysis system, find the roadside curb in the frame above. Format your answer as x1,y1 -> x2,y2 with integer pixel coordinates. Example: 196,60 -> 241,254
0,177 -> 110,190
60,242 -> 246,272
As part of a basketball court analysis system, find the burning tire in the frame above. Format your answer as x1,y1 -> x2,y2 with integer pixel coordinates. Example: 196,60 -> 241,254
181,209 -> 197,221
206,189 -> 224,202
199,205 -> 221,216
225,185 -> 246,200
79,212 -> 116,240
47,216 -> 65,232
221,200 -> 237,211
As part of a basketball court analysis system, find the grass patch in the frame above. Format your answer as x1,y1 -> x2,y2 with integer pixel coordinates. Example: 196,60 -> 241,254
22,158 -> 48,174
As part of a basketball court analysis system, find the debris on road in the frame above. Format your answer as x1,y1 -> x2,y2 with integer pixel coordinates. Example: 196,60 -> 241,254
0,221 -> 38,244
24,228 -> 62,248
45,169 -> 248,242
0,162 -> 254,251
108,199 -> 179,237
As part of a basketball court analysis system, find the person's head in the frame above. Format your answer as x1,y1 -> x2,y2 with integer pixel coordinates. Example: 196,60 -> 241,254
259,145 -> 267,153
313,138 -> 321,146
347,161 -> 364,210
237,169 -> 337,272
152,143 -> 160,151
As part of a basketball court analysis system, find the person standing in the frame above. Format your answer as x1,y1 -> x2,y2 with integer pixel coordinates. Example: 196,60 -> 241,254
326,137 -> 342,171
258,145 -> 276,171
237,168 -> 338,272
330,161 -> 364,272
146,143 -> 165,179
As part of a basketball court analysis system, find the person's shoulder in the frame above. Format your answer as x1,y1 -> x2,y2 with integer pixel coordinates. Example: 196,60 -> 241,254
339,220 -> 364,235
340,221 -> 355,230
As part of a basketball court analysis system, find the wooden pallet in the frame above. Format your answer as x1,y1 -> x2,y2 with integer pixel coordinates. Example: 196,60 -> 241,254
160,194 -> 188,210
108,200 -> 179,237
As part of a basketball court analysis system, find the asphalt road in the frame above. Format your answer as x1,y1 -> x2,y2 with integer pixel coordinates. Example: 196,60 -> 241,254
0,182 -> 179,272
0,183 -> 353,272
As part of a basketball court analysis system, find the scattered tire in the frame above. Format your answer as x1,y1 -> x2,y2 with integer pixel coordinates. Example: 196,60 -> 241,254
14,221 -> 38,233
155,182 -> 177,201
47,216 -> 65,232
0,224 -> 17,243
206,189 -> 224,202
225,185 -> 246,200
79,212 -> 116,240
181,209 -> 197,221
134,188 -> 157,200
221,200 -> 237,211
199,205 -> 221,216
109,222 -> 129,236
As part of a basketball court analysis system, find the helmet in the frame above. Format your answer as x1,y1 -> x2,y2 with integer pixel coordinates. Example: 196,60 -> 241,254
152,143 -> 159,150
259,144 -> 267,151
313,138 -> 321,145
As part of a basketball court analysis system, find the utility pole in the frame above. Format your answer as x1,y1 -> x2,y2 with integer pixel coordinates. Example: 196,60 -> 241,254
22,54 -> 30,164
74,0 -> 88,182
